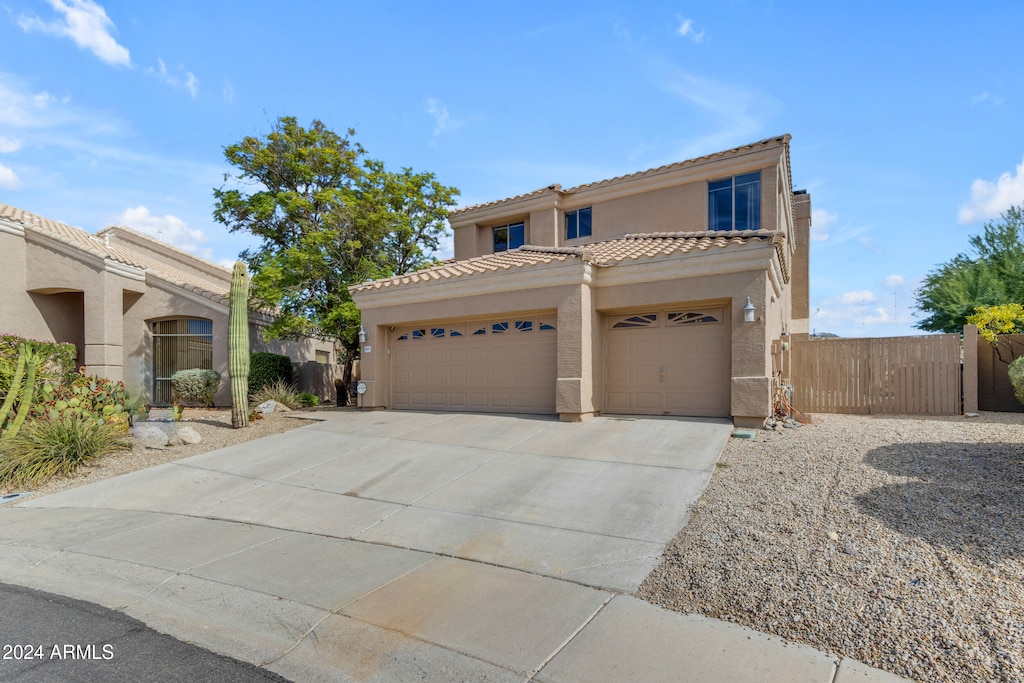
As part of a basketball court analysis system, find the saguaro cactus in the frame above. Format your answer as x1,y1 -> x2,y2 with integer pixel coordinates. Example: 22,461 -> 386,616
229,261 -> 251,428
0,342 -> 38,440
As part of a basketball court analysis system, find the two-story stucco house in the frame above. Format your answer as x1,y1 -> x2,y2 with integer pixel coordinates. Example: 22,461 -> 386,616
0,202 -> 338,406
349,135 -> 812,427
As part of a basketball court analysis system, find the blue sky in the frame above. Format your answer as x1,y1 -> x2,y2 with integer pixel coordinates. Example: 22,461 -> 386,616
2,1 -> 1023,337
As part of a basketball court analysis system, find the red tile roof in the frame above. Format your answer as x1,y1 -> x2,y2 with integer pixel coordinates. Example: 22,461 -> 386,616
351,230 -> 781,292
0,202 -> 231,303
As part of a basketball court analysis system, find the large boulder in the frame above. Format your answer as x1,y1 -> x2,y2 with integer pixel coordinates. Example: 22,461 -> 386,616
175,425 -> 203,445
133,424 -> 169,448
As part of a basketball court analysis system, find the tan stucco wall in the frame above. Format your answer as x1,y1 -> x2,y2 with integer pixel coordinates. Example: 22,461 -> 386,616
357,139 -> 802,424
1,231 -> 73,351
791,192 -> 812,333
450,142 -> 788,260
3,227 -> 335,407
354,243 -> 783,422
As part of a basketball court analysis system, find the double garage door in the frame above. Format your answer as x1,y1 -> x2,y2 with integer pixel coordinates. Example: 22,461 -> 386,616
390,307 -> 729,418
604,308 -> 730,417
391,317 -> 557,414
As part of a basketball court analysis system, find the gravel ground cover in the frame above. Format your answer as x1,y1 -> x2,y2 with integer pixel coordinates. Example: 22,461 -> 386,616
1,408 -> 327,502
639,412 -> 1024,683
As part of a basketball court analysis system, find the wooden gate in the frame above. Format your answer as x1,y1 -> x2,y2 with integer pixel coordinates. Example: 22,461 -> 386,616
790,334 -> 962,415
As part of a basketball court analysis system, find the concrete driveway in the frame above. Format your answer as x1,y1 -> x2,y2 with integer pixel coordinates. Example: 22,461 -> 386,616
0,412 -> 900,682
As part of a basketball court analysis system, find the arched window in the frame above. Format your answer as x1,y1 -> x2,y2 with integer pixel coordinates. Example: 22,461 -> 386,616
152,318 -> 213,405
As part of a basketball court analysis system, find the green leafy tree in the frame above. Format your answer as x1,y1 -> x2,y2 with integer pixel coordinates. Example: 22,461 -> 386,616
915,205 -> 1024,332
212,117 -> 459,401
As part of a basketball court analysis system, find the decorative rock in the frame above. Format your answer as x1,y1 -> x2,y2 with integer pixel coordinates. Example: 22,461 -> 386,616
257,400 -> 291,414
828,531 -> 840,540
175,425 -> 202,445
133,424 -> 169,448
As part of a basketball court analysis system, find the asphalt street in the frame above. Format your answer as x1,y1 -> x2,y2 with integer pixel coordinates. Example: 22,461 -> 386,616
0,582 -> 288,682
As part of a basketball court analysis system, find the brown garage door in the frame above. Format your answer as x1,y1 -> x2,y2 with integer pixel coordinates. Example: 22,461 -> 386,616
392,317 -> 557,414
604,308 -> 729,417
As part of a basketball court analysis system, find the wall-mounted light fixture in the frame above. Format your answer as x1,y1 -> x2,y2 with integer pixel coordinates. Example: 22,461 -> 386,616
743,296 -> 756,323
358,325 -> 368,343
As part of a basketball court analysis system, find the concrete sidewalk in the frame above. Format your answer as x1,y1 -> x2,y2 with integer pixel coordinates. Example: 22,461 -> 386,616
0,411 -> 907,682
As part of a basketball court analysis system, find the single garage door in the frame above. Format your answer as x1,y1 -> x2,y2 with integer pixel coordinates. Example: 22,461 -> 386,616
392,316 -> 557,414
604,308 -> 729,417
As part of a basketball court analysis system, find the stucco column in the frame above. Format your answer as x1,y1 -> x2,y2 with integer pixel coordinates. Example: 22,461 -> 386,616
731,274 -> 772,428
555,265 -> 596,421
83,272 -> 126,380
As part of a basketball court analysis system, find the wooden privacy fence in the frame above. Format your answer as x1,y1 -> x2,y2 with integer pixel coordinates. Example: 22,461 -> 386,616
977,334 -> 1024,412
789,333 -> 963,415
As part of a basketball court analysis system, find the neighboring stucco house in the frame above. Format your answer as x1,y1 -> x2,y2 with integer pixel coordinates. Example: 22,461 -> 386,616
0,202 -> 337,406
350,135 -> 812,428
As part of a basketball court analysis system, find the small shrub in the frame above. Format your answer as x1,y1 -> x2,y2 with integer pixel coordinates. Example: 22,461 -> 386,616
249,352 -> 293,396
170,369 -> 222,407
1009,356 -> 1024,405
0,415 -> 129,487
251,378 -> 299,409
295,392 -> 320,408
0,334 -> 77,387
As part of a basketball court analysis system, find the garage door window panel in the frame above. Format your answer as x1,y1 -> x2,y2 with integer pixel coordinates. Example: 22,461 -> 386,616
611,314 -> 658,329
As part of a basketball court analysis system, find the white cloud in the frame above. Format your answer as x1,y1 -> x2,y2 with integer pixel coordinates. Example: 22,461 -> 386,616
810,208 -> 836,241
145,60 -> 199,99
0,79 -> 72,128
222,80 -> 235,103
859,235 -> 882,253
0,163 -> 21,189
840,290 -> 876,305
959,158 -> 1024,223
116,206 -> 209,255
884,274 -> 905,288
184,72 -> 198,99
0,137 -> 23,153
676,18 -> 705,43
859,308 -> 892,325
651,63 -> 774,161
426,98 -> 464,138
971,92 -> 1004,106
18,0 -> 130,67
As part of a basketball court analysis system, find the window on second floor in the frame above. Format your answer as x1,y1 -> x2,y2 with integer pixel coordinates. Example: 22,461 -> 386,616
708,171 -> 761,231
565,207 -> 592,240
493,222 -> 525,252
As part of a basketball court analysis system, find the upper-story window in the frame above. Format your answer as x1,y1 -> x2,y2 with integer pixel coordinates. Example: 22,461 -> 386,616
493,222 -> 525,252
708,171 -> 761,231
565,207 -> 592,240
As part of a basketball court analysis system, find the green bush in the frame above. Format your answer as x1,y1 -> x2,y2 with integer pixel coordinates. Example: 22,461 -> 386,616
248,352 -> 293,396
1,334 -> 77,391
0,415 -> 130,487
251,378 -> 299,409
170,369 -> 222,407
31,375 -> 130,429
296,392 -> 320,407
1009,356 -> 1024,405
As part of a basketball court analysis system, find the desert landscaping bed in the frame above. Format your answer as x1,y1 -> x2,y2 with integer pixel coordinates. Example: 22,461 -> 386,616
639,412 -> 1024,683
1,408 -> 330,502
